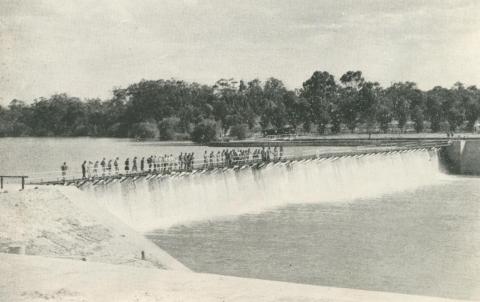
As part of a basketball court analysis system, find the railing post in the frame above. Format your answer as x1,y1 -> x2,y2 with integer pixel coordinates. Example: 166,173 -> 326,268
0,176 -> 3,189
21,177 -> 25,190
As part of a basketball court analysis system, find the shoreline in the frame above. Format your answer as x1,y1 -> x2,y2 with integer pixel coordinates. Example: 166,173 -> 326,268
0,253 -> 470,302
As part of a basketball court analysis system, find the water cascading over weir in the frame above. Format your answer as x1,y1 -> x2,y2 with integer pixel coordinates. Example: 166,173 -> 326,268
79,149 -> 444,232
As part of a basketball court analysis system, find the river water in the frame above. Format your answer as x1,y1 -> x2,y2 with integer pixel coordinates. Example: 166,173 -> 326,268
1,138 -> 479,300
0,137 -> 361,182
148,177 -> 480,300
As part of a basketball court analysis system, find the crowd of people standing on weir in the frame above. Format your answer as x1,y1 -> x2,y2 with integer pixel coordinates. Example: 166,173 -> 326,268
202,146 -> 284,169
72,146 -> 285,179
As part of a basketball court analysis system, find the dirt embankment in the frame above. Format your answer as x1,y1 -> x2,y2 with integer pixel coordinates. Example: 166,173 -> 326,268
0,186 -> 188,271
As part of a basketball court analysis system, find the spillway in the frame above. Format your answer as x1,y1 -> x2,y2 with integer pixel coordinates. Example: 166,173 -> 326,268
80,149 -> 444,232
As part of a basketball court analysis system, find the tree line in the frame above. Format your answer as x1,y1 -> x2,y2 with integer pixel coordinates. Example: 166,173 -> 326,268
1,70 -> 479,142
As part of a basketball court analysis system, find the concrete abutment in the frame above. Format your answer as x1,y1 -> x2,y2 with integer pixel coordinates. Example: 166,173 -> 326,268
441,140 -> 480,175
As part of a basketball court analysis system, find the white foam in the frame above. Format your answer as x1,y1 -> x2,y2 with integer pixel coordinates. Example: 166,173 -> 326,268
81,150 -> 445,232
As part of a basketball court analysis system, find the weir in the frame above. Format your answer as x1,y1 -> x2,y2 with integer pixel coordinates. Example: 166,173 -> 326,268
78,148 -> 445,231
31,143 -> 448,187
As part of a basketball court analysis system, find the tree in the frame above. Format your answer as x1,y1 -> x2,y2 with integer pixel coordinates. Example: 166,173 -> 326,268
229,124 -> 249,140
386,82 -> 423,132
283,91 -> 302,130
394,97 -> 409,132
1,73 -> 477,140
358,82 -> 380,137
460,85 -> 480,132
130,121 -> 159,139
2,100 -> 32,136
338,71 -> 364,132
301,71 -> 337,134
158,117 -> 181,140
445,107 -> 464,131
340,71 -> 364,89
190,119 -> 217,143
425,88 -> 445,132
261,78 -> 288,130
296,97 -> 312,132
411,106 -> 425,133
442,84 -> 465,131
329,104 -> 343,134
376,103 -> 393,133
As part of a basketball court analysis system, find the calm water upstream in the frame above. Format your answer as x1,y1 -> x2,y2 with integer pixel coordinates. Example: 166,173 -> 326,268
0,137 -> 359,181
148,177 -> 480,300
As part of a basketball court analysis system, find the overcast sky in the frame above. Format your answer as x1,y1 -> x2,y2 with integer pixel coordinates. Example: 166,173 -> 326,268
1,0 -> 479,104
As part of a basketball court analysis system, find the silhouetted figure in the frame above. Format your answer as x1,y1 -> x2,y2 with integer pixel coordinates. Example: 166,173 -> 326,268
124,158 -> 130,174
61,162 -> 68,180
147,156 -> 152,171
93,161 -> 99,177
216,151 -> 221,167
132,157 -> 137,172
100,158 -> 106,175
203,151 -> 208,169
114,158 -> 119,174
209,151 -> 214,168
107,159 -> 112,175
179,153 -> 184,170
81,161 -> 86,179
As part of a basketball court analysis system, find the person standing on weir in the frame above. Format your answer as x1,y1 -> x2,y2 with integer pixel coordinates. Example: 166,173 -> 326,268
203,151 -> 208,169
124,158 -> 130,175
93,161 -> 99,177
187,152 -> 194,170
87,161 -> 93,178
140,157 -> 145,172
209,151 -> 214,168
100,158 -> 106,176
132,157 -> 138,173
216,151 -> 221,168
169,154 -> 174,172
178,153 -> 183,171
107,159 -> 112,175
114,158 -> 119,175
61,162 -> 68,180
147,156 -> 152,172
81,161 -> 86,179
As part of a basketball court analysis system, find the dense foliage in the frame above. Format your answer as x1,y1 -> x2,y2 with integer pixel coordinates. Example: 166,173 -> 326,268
1,71 -> 480,142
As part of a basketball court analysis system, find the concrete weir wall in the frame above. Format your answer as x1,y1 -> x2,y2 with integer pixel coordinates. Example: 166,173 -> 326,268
442,140 -> 480,174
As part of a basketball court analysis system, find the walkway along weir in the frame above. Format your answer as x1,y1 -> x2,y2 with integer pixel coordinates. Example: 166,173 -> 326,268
33,144 -> 456,232
31,142 -> 451,188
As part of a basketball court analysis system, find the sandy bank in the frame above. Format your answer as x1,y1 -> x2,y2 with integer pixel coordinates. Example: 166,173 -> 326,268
0,186 -> 188,271
0,253 -> 469,302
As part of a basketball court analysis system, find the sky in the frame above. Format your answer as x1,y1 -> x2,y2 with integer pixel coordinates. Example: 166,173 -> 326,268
1,0 -> 479,105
